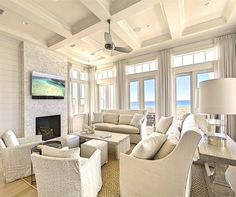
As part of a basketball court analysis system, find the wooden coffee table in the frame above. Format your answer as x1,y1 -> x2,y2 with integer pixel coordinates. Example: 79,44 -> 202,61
74,130 -> 130,159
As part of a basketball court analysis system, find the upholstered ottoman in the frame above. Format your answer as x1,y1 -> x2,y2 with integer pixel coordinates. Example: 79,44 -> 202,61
81,140 -> 108,166
59,135 -> 80,148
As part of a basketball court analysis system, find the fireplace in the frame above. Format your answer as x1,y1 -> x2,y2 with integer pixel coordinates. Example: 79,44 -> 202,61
36,115 -> 61,140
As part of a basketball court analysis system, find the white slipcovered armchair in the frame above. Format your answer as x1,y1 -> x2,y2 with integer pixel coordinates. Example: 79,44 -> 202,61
120,129 -> 201,197
31,149 -> 102,197
1,135 -> 42,183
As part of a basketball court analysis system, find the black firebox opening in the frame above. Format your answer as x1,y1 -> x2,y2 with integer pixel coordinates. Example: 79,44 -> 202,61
36,115 -> 61,140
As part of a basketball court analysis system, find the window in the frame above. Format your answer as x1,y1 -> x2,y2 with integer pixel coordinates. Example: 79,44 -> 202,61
172,48 -> 217,67
197,72 -> 214,88
96,69 -> 114,79
70,69 -> 88,114
144,79 -> 155,113
129,81 -> 139,110
126,61 -> 158,75
176,75 -> 191,119
98,84 -> 114,110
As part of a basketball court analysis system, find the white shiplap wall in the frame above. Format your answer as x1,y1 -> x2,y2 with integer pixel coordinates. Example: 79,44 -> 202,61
0,34 -> 22,137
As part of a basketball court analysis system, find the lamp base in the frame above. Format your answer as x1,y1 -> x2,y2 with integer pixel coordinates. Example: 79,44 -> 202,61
208,135 -> 227,147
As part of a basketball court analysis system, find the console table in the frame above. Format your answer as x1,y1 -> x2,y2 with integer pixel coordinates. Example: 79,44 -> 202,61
198,135 -> 236,197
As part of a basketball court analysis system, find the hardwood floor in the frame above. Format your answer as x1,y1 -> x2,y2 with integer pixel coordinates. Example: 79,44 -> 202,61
0,157 -> 37,197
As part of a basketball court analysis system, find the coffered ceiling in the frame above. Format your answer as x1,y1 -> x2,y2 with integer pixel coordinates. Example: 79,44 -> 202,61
0,0 -> 235,66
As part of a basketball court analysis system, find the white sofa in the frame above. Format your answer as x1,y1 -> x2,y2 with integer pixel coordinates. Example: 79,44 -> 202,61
120,114 -> 201,197
92,110 -> 147,144
1,135 -> 42,183
31,149 -> 102,197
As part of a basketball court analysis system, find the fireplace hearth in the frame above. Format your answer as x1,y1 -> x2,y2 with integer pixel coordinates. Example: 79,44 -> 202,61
36,115 -> 61,140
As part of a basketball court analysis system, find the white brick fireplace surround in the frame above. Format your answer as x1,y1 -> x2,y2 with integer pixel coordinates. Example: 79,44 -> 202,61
22,42 -> 68,137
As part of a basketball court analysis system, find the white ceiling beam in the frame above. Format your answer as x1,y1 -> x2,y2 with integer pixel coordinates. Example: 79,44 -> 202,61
57,48 -> 89,64
0,0 -> 72,38
223,0 -> 236,23
142,33 -> 171,48
49,18 -> 105,50
0,24 -> 46,47
80,0 -> 142,50
160,0 -> 183,39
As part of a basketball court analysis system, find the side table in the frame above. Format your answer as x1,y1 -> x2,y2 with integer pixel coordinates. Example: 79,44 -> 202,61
198,135 -> 236,197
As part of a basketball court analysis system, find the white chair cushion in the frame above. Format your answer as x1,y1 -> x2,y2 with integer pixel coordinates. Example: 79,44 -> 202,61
130,133 -> 167,159
0,138 -> 6,150
1,130 -> 19,147
130,113 -> 144,128
93,112 -> 103,123
41,145 -> 80,159
156,116 -> 173,134
119,114 -> 133,125
103,113 -> 119,124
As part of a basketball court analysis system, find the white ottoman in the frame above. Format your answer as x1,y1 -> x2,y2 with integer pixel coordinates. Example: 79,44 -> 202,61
59,135 -> 80,148
81,140 -> 108,166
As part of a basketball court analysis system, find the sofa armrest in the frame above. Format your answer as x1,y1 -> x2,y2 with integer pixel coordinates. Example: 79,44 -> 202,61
18,135 -> 42,144
1,140 -> 42,183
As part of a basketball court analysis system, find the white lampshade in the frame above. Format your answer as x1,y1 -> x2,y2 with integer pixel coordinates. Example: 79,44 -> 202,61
199,78 -> 236,115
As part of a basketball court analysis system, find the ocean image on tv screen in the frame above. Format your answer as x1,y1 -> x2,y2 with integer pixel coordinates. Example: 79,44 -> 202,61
32,74 -> 65,97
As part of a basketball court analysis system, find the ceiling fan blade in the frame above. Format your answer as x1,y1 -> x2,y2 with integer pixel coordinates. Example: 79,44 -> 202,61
114,46 -> 132,53
104,32 -> 112,44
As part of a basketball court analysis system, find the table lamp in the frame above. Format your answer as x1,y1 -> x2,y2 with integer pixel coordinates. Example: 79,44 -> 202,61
199,78 -> 236,146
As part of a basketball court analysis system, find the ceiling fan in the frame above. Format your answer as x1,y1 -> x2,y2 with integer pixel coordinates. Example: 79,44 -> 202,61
90,19 -> 132,56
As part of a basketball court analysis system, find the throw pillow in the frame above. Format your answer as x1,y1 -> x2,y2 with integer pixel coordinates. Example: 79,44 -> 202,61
156,116 -> 174,134
119,114 -> 133,125
130,113 -> 144,128
103,113 -> 119,124
41,146 -> 80,159
0,138 -> 6,150
93,112 -> 103,123
130,133 -> 167,159
1,130 -> 19,147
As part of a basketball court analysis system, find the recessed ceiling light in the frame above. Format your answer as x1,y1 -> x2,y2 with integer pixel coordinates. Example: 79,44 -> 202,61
133,27 -> 141,32
70,44 -> 76,47
0,9 -> 5,15
146,24 -> 150,28
22,20 -> 28,25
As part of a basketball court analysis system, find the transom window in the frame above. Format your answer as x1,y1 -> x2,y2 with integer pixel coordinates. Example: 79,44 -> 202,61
126,61 -> 158,75
172,48 -> 217,67
96,70 -> 114,80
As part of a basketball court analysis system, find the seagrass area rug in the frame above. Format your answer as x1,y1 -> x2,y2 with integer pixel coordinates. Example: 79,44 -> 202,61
24,153 -> 209,197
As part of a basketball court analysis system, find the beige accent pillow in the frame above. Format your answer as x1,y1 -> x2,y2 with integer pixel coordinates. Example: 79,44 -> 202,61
0,138 -> 6,150
154,138 -> 178,159
156,116 -> 173,134
93,112 -> 103,123
1,130 -> 19,147
103,113 -> 119,124
41,146 -> 80,159
119,114 -> 133,125
130,113 -> 144,128
130,133 -> 167,159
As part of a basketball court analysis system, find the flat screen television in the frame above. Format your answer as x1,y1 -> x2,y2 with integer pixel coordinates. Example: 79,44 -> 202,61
32,71 -> 65,99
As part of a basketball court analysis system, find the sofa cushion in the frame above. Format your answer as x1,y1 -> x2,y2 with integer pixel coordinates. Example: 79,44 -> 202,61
2,130 -> 19,147
111,125 -> 139,134
156,116 -> 173,134
93,112 -> 103,123
130,133 -> 167,159
93,123 -> 114,131
119,114 -> 133,125
42,145 -> 80,159
103,113 -> 119,124
130,113 -> 144,128
0,138 -> 6,150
